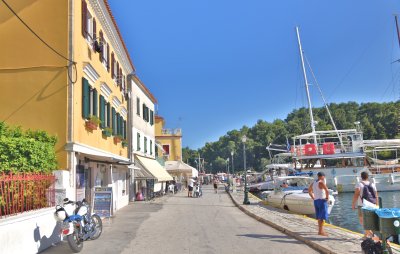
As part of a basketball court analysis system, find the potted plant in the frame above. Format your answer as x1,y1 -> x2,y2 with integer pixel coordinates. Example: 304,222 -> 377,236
85,115 -> 101,130
122,139 -> 128,148
102,127 -> 113,137
113,135 -> 123,143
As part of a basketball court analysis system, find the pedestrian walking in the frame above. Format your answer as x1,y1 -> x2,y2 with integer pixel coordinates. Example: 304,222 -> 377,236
213,178 -> 218,193
308,172 -> 329,236
352,171 -> 378,238
188,177 -> 195,197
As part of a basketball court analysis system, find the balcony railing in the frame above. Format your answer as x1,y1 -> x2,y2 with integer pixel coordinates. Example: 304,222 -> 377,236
161,128 -> 182,135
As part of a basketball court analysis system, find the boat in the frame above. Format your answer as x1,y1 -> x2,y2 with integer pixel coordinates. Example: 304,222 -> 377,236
290,27 -> 400,192
261,176 -> 335,215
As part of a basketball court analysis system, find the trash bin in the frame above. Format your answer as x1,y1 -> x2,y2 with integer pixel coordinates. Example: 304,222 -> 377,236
362,207 -> 379,231
375,208 -> 400,236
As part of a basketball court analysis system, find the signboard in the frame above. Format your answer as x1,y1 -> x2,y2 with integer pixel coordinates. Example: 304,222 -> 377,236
93,187 -> 112,218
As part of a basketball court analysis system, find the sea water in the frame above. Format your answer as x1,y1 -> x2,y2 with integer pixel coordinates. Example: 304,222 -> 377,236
329,192 -> 400,233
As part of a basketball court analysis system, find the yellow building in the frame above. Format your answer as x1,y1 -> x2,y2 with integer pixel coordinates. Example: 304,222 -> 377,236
155,115 -> 182,161
0,0 -> 135,212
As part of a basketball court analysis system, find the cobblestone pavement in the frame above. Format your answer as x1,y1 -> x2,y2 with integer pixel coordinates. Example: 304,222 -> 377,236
43,185 -> 318,254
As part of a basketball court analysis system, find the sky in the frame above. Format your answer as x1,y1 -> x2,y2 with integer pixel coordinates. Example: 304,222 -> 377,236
108,0 -> 400,149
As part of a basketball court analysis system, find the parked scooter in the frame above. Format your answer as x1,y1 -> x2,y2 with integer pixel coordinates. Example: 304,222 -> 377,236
54,198 -> 103,253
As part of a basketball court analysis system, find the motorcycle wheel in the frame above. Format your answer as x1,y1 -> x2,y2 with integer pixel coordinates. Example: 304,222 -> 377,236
67,229 -> 83,253
90,214 -> 103,240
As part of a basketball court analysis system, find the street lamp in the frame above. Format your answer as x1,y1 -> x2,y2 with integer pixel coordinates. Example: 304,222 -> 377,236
242,135 -> 250,205
226,158 -> 230,192
231,151 -> 234,175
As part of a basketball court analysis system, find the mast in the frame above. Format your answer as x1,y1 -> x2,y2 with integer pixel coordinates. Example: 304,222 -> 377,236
296,26 -> 318,144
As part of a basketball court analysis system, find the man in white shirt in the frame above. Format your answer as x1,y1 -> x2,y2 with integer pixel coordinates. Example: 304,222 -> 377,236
352,171 -> 378,238
188,178 -> 195,197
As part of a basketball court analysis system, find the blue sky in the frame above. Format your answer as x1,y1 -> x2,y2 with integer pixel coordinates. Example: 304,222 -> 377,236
109,0 -> 400,149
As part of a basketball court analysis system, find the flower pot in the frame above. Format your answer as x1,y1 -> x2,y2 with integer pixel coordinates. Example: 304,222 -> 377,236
114,136 -> 121,143
102,130 -> 112,137
85,121 -> 98,130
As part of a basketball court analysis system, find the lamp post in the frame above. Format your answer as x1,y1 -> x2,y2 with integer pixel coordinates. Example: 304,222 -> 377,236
226,158 -> 230,191
231,151 -> 234,175
242,135 -> 250,205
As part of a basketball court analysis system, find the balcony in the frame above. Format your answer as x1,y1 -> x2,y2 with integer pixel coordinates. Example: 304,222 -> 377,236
161,128 -> 182,136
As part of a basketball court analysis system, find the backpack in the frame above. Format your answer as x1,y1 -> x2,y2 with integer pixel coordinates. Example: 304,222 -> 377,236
361,182 -> 377,204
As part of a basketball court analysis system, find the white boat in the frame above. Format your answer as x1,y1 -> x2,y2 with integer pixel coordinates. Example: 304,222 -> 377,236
289,27 -> 400,193
262,176 -> 335,216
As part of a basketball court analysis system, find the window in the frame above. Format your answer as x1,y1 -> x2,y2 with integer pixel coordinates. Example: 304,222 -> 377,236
99,31 -> 109,70
144,137 -> 147,153
136,97 -> 140,116
82,77 -> 98,119
163,145 -> 170,155
137,133 -> 141,151
112,107 -> 117,135
150,110 -> 154,126
142,104 -> 149,122
150,140 -> 153,155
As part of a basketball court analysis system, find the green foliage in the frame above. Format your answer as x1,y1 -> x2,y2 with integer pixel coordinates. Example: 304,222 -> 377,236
0,122 -> 58,173
185,101 -> 400,172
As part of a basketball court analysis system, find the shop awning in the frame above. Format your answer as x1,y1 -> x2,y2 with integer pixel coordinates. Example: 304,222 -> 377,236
133,166 -> 155,180
135,155 -> 173,182
165,161 -> 198,178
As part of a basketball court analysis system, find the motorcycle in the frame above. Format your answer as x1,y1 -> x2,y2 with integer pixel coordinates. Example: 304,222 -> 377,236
54,198 -> 103,253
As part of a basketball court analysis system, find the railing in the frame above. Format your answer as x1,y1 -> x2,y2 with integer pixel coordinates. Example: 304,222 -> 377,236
161,128 -> 182,135
0,173 -> 55,219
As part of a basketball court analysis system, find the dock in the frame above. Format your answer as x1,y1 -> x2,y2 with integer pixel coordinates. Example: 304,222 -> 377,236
228,190 -> 400,254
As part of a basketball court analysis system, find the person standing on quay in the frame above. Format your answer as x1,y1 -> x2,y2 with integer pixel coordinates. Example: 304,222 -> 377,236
188,178 -> 195,197
308,172 -> 330,236
352,171 -> 378,238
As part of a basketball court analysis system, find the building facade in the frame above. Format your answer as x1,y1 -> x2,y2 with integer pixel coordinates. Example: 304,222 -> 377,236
0,0 -> 135,213
155,115 -> 183,161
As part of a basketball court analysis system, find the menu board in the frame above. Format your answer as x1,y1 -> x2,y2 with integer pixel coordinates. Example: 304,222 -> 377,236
93,187 -> 112,218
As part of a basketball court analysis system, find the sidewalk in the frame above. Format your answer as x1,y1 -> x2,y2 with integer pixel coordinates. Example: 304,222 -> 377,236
228,190 -> 400,254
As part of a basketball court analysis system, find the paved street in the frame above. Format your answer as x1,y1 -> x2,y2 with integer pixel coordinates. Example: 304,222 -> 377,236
43,185 -> 318,254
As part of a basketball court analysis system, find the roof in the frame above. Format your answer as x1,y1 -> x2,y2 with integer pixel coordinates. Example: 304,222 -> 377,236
132,75 -> 157,104
135,155 -> 173,182
103,0 -> 135,71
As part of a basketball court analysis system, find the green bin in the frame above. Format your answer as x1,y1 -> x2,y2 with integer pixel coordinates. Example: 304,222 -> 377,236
379,217 -> 399,236
362,208 -> 379,231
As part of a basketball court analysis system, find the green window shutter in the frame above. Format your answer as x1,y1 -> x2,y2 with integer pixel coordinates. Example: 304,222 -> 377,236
124,120 -> 127,139
112,107 -> 116,135
150,110 -> 154,125
137,133 -> 140,150
93,89 -> 98,116
142,104 -> 145,120
82,78 -> 90,119
150,140 -> 153,155
99,95 -> 105,128
116,113 -> 121,135
106,103 -> 111,127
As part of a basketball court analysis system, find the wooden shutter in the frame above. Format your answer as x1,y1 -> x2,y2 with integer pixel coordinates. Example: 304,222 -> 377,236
92,89 -> 98,116
142,104 -> 145,120
107,44 -> 110,71
111,53 -> 115,78
116,62 -> 120,85
99,95 -> 105,128
99,31 -> 103,62
123,120 -> 127,139
112,107 -> 116,135
81,0 -> 87,37
117,114 -> 122,135
119,69 -> 123,90
106,102 -> 111,127
92,18 -> 97,48
82,78 -> 90,119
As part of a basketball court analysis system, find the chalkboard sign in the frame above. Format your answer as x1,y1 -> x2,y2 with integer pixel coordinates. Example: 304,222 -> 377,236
93,187 -> 112,218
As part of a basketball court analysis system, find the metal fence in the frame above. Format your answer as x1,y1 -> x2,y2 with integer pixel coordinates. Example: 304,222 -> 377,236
0,173 -> 55,219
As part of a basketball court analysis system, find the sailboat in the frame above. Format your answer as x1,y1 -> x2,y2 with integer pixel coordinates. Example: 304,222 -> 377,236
290,26 -> 400,193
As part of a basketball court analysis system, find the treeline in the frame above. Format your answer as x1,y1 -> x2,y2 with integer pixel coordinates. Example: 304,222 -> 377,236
183,101 -> 399,173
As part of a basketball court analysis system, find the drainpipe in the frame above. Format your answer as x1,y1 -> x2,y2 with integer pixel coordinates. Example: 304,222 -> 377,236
67,0 -> 75,198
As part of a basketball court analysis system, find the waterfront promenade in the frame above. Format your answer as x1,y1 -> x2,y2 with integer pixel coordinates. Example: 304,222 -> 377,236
43,185 -> 316,254
229,190 -> 400,254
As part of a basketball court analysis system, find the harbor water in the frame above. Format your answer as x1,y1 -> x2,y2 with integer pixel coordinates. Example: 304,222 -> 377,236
329,191 -> 400,233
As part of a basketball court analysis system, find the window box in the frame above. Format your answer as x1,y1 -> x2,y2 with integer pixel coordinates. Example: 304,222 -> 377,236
114,135 -> 123,143
122,140 -> 128,148
102,127 -> 113,137
85,115 -> 101,131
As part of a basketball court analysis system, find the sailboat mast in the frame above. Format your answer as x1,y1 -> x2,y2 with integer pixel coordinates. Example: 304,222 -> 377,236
296,26 -> 318,144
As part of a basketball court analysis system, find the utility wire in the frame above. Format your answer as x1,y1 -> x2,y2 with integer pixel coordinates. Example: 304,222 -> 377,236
1,0 -> 75,64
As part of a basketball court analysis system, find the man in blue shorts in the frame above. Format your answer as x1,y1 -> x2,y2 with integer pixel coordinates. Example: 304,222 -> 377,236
308,172 -> 330,236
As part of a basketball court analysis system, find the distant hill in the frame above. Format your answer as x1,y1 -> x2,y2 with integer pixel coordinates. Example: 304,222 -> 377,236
183,101 -> 400,173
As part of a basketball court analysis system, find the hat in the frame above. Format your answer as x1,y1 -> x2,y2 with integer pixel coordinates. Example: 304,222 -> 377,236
317,172 -> 325,177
